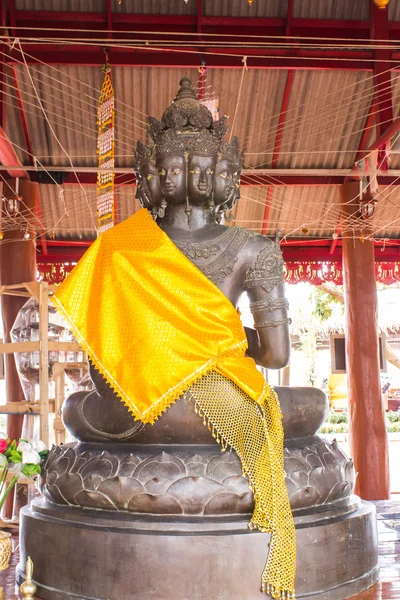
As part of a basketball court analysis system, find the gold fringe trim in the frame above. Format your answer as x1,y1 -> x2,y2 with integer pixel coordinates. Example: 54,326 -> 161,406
192,391 -> 295,600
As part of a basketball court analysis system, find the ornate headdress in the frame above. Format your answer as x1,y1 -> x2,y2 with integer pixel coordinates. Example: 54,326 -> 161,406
134,140 -> 153,168
219,136 -> 244,169
149,78 -> 230,159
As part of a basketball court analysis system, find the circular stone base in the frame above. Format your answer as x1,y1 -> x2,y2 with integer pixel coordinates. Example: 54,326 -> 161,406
18,497 -> 378,600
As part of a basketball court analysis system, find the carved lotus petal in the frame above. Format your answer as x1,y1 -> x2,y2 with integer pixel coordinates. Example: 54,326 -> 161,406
167,476 -> 224,515
63,447 -> 77,463
145,478 -> 174,494
70,455 -> 91,474
46,456 -> 71,477
185,462 -> 207,477
43,484 -> 69,505
289,470 -> 309,488
332,464 -> 345,482
184,454 -> 208,477
204,492 -> 253,515
309,467 -> 338,502
53,473 -> 84,505
83,474 -> 103,491
80,458 -> 115,481
75,490 -> 118,511
325,481 -> 351,504
134,453 -> 185,484
97,476 -> 146,509
289,486 -> 320,509
285,478 -> 298,500
44,471 -> 58,486
117,455 -> 141,478
345,461 -> 356,489
128,493 -> 183,515
205,453 -> 242,482
284,456 -> 309,473
318,448 -> 337,469
98,451 -> 119,475
301,452 -> 322,470
222,475 -> 250,494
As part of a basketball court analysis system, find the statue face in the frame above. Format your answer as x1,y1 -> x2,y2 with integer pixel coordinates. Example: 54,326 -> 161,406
214,159 -> 240,211
136,161 -> 161,209
142,162 -> 161,206
157,156 -> 186,204
188,155 -> 216,205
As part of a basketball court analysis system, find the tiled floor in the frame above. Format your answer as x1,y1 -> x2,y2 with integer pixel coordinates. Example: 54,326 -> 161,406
2,502 -> 400,600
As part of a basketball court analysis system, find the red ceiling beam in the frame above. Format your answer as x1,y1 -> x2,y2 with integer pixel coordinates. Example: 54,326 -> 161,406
106,0 -> 112,41
8,9 -> 400,70
8,11 -> 398,38
262,0 -> 295,235
370,1 -> 393,144
355,99 -> 376,163
36,241 -> 400,265
8,10 -> 400,42
261,70 -> 294,234
0,0 -> 6,129
5,46 -> 376,71
0,126 -> 28,179
4,171 -> 400,187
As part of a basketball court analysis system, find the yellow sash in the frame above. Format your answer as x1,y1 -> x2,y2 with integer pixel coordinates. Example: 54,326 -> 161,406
53,208 -> 266,423
53,208 -> 296,599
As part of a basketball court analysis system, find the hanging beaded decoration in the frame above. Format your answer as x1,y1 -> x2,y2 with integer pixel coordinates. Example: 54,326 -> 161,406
97,58 -> 115,235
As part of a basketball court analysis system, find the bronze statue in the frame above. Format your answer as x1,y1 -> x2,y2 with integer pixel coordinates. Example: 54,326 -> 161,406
18,77 -> 379,600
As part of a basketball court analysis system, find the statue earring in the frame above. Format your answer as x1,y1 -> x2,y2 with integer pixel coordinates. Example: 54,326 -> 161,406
157,198 -> 167,219
185,197 -> 192,225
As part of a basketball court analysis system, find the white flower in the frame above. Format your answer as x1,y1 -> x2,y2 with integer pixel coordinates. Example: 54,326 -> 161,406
30,439 -> 47,453
17,442 -> 41,465
0,455 -> 7,469
18,439 -> 47,454
8,462 -> 23,478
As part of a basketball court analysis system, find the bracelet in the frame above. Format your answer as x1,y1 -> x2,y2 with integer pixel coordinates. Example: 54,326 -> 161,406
254,317 -> 292,329
250,298 -> 289,313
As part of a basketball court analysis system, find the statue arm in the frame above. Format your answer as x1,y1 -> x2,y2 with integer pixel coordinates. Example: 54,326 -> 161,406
244,237 -> 290,369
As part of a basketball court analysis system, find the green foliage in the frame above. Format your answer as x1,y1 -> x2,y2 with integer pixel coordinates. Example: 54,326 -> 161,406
21,463 -> 41,477
326,409 -> 348,424
313,288 -> 344,322
319,422 -> 348,434
387,422 -> 400,433
386,411 -> 400,423
319,409 -> 400,434
4,439 -> 22,463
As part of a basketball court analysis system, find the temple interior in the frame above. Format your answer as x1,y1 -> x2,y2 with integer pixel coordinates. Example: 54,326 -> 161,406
0,0 -> 400,599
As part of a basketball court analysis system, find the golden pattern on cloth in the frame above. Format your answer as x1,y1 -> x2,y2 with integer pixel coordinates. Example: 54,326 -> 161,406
52,208 -> 296,599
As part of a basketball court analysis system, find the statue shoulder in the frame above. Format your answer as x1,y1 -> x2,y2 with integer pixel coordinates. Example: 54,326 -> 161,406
244,232 -> 285,293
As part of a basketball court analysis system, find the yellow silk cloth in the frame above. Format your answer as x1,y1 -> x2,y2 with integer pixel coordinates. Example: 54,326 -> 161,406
52,208 -> 296,598
53,208 -> 263,422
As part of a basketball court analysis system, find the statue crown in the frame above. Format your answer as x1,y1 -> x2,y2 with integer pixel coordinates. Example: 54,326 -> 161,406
219,137 -> 244,168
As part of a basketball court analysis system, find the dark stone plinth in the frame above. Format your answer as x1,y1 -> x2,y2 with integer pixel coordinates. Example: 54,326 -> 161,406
18,496 -> 378,600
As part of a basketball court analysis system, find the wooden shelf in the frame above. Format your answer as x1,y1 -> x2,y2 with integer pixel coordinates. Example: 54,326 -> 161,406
0,282 -> 87,446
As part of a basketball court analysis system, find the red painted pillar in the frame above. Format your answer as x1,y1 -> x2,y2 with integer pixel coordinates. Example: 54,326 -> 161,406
340,181 -> 389,500
0,178 -> 37,516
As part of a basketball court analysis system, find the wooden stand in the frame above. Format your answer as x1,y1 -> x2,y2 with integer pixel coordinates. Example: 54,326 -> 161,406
0,282 -> 86,448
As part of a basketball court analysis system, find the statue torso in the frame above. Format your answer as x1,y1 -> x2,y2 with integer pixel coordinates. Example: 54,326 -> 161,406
163,224 -> 280,307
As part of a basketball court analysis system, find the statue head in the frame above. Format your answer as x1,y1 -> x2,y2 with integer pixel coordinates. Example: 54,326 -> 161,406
214,137 -> 243,222
154,129 -> 187,206
136,77 -> 242,220
134,142 -> 162,215
186,129 -> 219,206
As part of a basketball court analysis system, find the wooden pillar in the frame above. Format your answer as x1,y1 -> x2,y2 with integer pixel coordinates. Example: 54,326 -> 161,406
340,180 -> 389,500
0,178 -> 37,516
